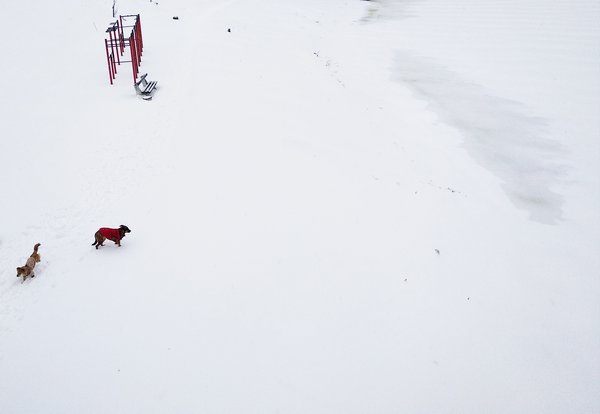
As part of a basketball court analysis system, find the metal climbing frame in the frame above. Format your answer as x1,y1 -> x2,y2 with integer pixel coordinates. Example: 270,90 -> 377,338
104,14 -> 144,84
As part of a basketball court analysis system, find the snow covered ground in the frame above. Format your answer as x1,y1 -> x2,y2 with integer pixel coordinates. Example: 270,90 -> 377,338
1,0 -> 598,412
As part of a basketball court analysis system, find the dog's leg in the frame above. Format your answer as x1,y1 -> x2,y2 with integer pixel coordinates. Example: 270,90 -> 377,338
93,232 -> 103,248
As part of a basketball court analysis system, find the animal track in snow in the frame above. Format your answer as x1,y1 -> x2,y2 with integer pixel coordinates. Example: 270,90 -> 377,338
313,51 -> 345,87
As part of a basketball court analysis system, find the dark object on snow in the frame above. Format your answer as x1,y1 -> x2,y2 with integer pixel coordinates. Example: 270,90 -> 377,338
93,225 -> 131,249
134,73 -> 158,100
16,243 -> 41,283
228,28 -> 231,32
435,249 -> 440,255
173,16 -> 179,20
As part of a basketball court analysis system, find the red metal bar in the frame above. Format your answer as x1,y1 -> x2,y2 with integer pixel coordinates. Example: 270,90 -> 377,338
138,35 -> 142,64
137,15 -> 144,51
121,25 -> 125,54
116,20 -> 124,54
132,22 -> 140,64
111,54 -> 117,78
131,30 -> 137,69
115,31 -> 120,65
109,29 -> 119,68
135,29 -> 141,66
119,15 -> 124,39
130,34 -> 137,82
140,22 -> 143,56
135,21 -> 141,59
105,39 -> 113,84
120,33 -> 124,55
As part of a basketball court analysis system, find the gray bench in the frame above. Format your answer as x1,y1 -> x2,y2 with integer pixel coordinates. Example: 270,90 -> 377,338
134,73 -> 157,97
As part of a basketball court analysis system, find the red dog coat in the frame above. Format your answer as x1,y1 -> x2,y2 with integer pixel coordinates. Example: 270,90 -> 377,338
98,227 -> 121,242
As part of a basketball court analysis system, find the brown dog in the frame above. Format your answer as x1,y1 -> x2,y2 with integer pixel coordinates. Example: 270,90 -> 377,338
92,225 -> 131,249
16,243 -> 41,283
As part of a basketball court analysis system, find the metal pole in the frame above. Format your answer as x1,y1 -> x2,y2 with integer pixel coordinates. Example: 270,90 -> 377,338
109,29 -> 119,69
135,20 -> 140,58
130,34 -> 137,82
115,28 -> 121,65
112,55 -> 116,78
116,20 -> 123,55
135,24 -> 144,63
105,39 -> 113,84
121,24 -> 125,54
137,14 -> 144,52
132,30 -> 137,69
135,29 -> 141,66
119,31 -> 124,54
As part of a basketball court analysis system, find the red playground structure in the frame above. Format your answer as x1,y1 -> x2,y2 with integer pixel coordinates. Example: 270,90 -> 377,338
104,14 -> 144,85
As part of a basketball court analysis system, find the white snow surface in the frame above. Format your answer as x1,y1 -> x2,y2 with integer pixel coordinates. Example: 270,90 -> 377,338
1,0 -> 599,412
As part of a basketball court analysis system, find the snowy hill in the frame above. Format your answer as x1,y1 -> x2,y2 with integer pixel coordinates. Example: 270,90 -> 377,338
1,0 -> 599,412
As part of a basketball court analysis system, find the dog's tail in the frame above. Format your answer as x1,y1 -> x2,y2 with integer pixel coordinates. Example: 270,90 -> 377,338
92,239 -> 97,246
33,243 -> 41,253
